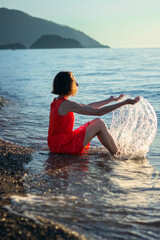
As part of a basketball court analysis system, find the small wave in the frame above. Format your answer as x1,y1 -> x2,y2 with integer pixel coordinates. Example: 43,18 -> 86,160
6,195 -> 88,240
87,146 -> 147,161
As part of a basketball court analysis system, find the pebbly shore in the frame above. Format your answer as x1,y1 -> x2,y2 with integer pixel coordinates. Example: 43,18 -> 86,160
0,139 -> 84,240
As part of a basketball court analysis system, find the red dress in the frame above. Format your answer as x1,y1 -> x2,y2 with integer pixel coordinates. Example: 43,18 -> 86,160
48,97 -> 90,154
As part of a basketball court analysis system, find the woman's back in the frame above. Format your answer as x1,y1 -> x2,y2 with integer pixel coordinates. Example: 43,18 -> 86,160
48,97 -> 74,136
48,97 -> 90,154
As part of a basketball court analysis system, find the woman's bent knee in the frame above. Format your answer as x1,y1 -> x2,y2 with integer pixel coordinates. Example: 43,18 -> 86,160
94,118 -> 108,130
92,118 -> 106,126
83,120 -> 102,146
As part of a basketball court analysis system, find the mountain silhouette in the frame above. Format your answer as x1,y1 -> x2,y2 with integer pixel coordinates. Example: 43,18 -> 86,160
0,8 -> 109,48
30,35 -> 83,49
0,43 -> 26,49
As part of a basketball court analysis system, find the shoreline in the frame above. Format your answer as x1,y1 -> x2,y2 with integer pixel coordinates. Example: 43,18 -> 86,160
0,138 -> 33,157
0,139 -> 84,240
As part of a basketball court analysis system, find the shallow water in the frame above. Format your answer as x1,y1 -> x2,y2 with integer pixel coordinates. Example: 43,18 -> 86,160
0,48 -> 160,239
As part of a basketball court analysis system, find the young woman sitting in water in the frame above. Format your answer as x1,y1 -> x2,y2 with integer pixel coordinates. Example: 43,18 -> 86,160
48,71 -> 140,155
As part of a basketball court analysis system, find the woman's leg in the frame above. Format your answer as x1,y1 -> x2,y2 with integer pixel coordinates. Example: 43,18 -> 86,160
83,118 -> 118,154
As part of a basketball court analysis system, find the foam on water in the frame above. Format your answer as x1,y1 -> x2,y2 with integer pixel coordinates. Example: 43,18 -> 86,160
110,97 -> 157,158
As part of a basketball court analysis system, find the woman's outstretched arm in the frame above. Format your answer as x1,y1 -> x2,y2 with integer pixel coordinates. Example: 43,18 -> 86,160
59,96 -> 140,116
85,94 -> 125,109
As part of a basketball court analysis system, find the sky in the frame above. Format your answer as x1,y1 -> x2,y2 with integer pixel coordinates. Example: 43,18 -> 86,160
0,0 -> 160,48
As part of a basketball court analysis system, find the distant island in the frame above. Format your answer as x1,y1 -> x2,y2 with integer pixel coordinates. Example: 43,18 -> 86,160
30,35 -> 83,49
0,43 -> 26,50
0,8 -> 110,48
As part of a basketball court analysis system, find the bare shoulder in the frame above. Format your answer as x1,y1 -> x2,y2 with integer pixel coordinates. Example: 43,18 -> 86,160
62,99 -> 78,108
58,99 -> 80,116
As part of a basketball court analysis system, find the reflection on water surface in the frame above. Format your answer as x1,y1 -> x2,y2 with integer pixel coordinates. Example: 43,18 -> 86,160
7,149 -> 160,240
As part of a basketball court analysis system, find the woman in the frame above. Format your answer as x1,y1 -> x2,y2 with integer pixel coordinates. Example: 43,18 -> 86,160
48,71 -> 140,155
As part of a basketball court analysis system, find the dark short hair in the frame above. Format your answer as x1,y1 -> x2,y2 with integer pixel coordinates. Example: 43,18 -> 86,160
52,71 -> 77,96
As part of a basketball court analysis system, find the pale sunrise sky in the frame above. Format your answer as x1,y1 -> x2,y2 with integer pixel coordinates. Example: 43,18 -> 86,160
0,0 -> 160,48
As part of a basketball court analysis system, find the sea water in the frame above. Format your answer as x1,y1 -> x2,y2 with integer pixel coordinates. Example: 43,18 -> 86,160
0,48 -> 160,239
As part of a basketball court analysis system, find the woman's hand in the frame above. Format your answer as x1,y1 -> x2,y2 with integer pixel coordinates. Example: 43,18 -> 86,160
125,96 -> 140,105
109,94 -> 125,102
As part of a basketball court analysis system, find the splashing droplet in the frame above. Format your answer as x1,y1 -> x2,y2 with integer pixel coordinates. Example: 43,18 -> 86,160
110,97 -> 157,158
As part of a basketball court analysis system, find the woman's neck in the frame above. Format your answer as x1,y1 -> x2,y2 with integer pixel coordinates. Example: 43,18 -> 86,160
58,95 -> 68,99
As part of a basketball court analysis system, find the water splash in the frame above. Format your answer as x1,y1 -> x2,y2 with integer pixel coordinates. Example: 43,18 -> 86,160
110,97 -> 157,158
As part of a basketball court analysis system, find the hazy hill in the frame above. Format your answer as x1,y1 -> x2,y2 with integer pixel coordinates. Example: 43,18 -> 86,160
31,35 -> 83,49
0,8 -> 109,48
0,43 -> 26,49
